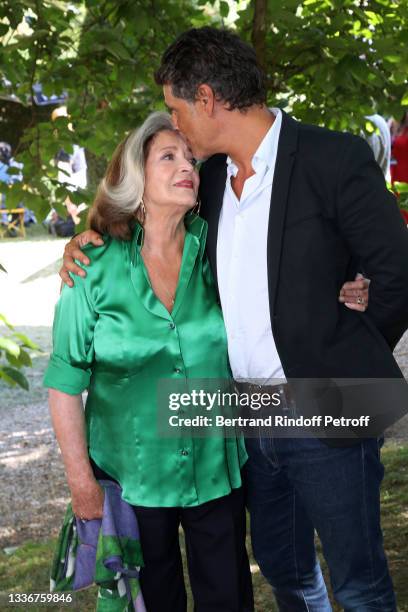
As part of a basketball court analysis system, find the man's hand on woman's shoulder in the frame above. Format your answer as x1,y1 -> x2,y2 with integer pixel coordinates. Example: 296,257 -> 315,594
60,230 -> 104,287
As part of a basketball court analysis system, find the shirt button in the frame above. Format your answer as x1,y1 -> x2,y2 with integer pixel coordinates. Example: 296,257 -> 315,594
174,367 -> 182,374
181,449 -> 189,456
169,322 -> 175,329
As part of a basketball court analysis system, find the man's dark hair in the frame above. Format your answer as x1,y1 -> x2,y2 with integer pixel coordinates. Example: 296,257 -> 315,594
155,27 -> 266,111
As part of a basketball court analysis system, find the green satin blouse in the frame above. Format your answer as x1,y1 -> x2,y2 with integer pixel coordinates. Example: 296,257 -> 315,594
44,214 -> 247,507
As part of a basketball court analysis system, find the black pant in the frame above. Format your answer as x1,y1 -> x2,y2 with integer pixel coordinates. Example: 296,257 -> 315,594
92,460 -> 254,612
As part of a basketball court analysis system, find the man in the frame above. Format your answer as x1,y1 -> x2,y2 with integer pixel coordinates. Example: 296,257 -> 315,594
60,28 -> 408,611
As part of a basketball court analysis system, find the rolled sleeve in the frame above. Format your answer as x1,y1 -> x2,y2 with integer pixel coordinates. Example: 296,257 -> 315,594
44,274 -> 97,395
44,353 -> 91,394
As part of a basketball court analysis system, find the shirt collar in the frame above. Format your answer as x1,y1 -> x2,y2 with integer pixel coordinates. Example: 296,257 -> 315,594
185,212 -> 208,259
132,213 -> 208,261
226,108 -> 282,177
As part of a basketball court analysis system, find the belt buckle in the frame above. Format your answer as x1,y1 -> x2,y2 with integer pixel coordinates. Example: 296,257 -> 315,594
275,383 -> 292,412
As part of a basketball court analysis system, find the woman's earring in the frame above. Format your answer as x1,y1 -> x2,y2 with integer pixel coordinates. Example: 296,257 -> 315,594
192,198 -> 201,216
139,200 -> 146,225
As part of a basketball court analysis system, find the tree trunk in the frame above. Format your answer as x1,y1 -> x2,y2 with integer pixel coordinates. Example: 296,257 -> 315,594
251,0 -> 268,70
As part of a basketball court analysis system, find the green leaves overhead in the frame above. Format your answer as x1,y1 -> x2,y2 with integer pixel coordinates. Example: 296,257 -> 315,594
1,0 -> 209,221
238,0 -> 408,129
0,0 -> 407,224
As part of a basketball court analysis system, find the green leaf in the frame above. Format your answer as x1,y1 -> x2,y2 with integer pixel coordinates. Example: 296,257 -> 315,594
18,348 -> 33,367
1,367 -> 29,390
0,314 -> 13,329
0,337 -> 20,358
68,189 -> 91,206
384,55 -> 400,63
0,369 -> 17,387
220,1 -> 229,18
365,10 -> 383,26
394,182 -> 408,193
401,91 -> 408,106
6,352 -> 22,368
12,332 -> 39,350
104,41 -> 132,61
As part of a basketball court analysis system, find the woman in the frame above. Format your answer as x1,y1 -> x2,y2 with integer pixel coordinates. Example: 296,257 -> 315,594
44,112 -> 253,612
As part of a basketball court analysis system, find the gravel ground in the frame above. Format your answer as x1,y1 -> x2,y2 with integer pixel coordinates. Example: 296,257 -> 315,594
1,236 -> 408,549
0,236 -> 70,548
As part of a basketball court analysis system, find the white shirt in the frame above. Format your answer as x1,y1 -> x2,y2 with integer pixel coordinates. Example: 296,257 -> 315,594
216,108 -> 286,382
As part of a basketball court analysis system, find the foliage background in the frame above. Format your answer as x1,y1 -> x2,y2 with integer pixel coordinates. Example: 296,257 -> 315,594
1,0 -> 408,223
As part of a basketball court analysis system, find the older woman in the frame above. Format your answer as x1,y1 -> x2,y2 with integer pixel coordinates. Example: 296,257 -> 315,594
44,112 -> 253,612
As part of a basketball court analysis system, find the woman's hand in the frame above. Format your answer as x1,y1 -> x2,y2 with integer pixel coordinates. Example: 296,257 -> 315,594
338,274 -> 370,312
60,230 -> 104,287
70,477 -> 105,521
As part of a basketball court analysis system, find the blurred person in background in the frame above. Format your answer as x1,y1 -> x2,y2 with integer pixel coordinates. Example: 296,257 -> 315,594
0,141 -> 35,235
45,106 -> 87,237
390,111 -> 408,185
363,114 -> 391,180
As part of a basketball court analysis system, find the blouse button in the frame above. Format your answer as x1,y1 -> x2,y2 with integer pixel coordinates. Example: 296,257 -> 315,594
169,322 -> 176,330
174,367 -> 182,374
181,449 -> 189,456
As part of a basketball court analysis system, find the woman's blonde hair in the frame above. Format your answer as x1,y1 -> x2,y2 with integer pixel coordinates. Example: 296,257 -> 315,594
88,111 -> 174,240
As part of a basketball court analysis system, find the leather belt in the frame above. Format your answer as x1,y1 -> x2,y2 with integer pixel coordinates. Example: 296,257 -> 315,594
234,380 -> 294,409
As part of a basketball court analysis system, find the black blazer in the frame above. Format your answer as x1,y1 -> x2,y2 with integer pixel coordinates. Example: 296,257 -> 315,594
198,111 -> 408,438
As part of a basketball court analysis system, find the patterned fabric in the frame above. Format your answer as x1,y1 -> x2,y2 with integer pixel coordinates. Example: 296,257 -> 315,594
51,480 -> 146,612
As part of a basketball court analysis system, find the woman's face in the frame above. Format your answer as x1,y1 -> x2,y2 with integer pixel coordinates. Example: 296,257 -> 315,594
143,130 -> 199,213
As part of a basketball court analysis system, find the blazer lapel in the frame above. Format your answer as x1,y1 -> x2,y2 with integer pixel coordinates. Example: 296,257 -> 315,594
267,111 -> 299,316
199,154 -> 227,292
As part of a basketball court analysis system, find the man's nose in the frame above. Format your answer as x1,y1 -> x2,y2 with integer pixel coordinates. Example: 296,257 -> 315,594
171,113 -> 179,129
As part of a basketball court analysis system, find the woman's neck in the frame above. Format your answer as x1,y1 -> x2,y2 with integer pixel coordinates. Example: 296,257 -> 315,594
141,212 -> 186,257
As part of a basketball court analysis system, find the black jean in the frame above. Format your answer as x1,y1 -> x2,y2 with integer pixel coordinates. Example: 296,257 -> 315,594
91,459 -> 254,612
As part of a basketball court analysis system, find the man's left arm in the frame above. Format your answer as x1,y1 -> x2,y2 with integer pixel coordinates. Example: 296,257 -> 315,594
336,135 -> 408,349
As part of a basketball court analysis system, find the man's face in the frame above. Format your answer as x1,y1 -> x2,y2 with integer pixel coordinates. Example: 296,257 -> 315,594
163,85 -> 212,160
